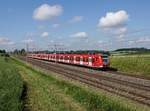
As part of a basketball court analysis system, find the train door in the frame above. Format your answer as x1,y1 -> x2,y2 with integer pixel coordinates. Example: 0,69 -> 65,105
83,57 -> 88,66
67,56 -> 70,63
74,56 -> 76,64
60,56 -> 63,62
76,56 -> 80,64
56,55 -> 59,62
80,57 -> 83,65
64,56 -> 68,63
88,57 -> 92,66
62,55 -> 65,62
69,56 -> 74,64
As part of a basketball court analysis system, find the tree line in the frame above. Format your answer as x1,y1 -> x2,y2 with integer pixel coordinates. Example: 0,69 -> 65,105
11,49 -> 27,55
115,47 -> 150,52
0,49 -> 6,54
0,49 -> 9,57
33,50 -> 110,55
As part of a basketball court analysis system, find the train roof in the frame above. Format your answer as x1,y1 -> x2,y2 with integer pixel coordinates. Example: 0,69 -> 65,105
30,53 -> 107,57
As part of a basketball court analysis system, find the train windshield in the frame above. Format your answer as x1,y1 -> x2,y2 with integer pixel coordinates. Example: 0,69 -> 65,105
101,54 -> 108,64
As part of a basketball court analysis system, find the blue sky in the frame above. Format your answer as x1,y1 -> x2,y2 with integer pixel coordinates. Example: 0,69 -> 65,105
0,0 -> 150,51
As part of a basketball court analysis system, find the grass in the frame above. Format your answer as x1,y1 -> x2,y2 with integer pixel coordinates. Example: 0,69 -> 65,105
110,54 -> 150,76
0,57 -> 23,111
1,55 -> 149,111
11,57 -> 148,111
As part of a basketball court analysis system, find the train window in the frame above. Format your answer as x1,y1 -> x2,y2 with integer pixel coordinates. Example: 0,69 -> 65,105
89,57 -> 95,63
83,58 -> 86,62
83,57 -> 88,62
76,57 -> 78,61
92,58 -> 95,63
95,58 -> 98,61
102,55 -> 108,58
70,57 -> 73,60
102,55 -> 108,63
89,57 -> 92,62
85,58 -> 88,62
65,56 -> 68,60
80,57 -> 83,61
60,56 -> 63,59
56,56 -> 59,59
76,57 -> 80,61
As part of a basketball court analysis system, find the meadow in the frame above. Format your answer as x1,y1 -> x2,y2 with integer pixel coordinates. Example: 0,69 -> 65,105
11,57 -> 150,111
0,57 -> 23,111
110,54 -> 150,76
1,55 -> 149,111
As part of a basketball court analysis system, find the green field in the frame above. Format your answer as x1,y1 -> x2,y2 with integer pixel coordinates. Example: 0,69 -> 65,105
110,54 -> 150,76
11,57 -> 150,111
0,57 -> 23,111
1,56 -> 150,111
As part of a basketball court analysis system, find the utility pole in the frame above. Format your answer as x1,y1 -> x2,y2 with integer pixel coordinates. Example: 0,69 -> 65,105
48,43 -> 65,63
26,43 -> 29,64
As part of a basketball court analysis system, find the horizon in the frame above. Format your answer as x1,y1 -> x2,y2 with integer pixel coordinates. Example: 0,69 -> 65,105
1,47 -> 150,52
0,0 -> 150,51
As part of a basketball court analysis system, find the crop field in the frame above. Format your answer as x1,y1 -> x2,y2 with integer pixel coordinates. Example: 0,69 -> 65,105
110,54 -> 150,77
0,57 -> 23,111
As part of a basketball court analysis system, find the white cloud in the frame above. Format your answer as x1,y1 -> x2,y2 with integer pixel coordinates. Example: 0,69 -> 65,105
136,37 -> 150,43
98,10 -> 129,40
7,41 -> 15,45
52,24 -> 60,28
98,40 -> 104,44
115,27 -> 128,39
127,37 -> 150,46
69,16 -> 83,23
70,32 -> 88,38
98,10 -> 129,29
50,40 -> 54,43
26,32 -> 37,37
22,38 -> 33,43
41,32 -> 49,37
38,25 -> 45,29
33,4 -> 63,21
128,40 -> 135,45
114,27 -> 127,35
0,37 -> 8,44
0,37 -> 14,45
117,34 -> 125,39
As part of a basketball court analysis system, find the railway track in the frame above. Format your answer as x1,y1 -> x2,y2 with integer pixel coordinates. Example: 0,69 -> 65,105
18,56 -> 150,106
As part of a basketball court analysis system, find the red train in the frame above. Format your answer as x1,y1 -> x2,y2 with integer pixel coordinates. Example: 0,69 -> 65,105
28,53 -> 110,68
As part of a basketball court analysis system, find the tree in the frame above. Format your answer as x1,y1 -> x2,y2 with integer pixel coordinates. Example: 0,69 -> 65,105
0,49 -> 6,54
20,49 -> 26,55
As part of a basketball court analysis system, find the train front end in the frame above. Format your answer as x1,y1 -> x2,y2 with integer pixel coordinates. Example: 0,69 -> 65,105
101,54 -> 110,68
92,54 -> 110,68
